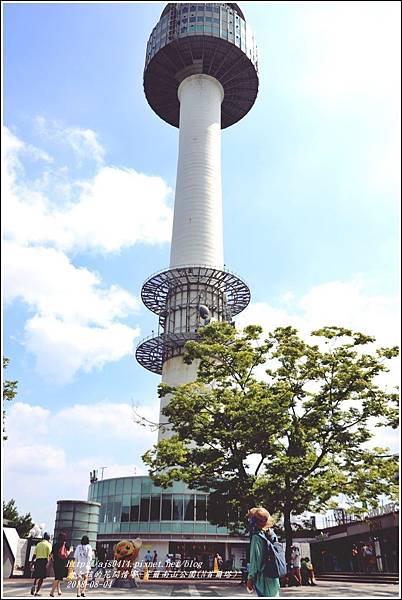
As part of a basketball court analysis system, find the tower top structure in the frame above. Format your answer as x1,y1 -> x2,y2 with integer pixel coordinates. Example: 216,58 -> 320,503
144,2 -> 259,128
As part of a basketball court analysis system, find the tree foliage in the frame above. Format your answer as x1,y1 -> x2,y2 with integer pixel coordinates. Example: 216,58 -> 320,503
3,498 -> 34,538
143,322 -> 399,554
3,357 -> 18,441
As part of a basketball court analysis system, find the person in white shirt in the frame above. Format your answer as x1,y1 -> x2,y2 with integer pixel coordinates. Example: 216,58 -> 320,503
74,536 -> 93,597
290,545 -> 302,586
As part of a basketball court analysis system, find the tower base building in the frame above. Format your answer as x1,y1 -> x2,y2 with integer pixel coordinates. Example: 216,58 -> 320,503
88,475 -> 248,568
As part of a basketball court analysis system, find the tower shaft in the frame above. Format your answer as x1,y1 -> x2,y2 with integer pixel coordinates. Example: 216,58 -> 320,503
170,75 -> 224,269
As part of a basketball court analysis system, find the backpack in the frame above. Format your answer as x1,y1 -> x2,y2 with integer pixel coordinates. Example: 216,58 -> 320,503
58,543 -> 69,560
257,531 -> 287,579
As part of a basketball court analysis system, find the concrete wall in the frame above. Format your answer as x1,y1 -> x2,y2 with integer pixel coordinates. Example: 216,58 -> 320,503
2,532 -> 15,578
159,355 -> 199,442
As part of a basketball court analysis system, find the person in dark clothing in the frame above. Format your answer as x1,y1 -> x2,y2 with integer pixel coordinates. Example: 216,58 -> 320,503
300,558 -> 309,585
49,532 -> 69,597
92,546 -> 107,579
239,558 -> 249,585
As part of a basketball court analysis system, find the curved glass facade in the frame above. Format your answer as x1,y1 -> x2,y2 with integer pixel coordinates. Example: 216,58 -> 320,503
145,3 -> 258,71
54,500 -> 100,549
88,476 -> 230,536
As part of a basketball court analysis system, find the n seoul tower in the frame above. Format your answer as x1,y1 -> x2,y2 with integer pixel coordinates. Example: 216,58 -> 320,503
136,3 -> 258,439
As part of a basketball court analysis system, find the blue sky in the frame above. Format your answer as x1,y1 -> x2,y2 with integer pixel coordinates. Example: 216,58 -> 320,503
3,1 -> 400,531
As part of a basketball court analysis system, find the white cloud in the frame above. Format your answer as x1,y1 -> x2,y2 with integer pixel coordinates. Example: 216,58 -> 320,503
6,444 -> 67,474
239,280 -> 400,347
53,402 -> 151,438
61,166 -> 173,252
3,241 -> 140,382
2,123 -> 172,381
3,125 -> 173,253
3,400 -> 158,527
4,242 -> 139,325
35,116 -> 105,164
5,402 -> 51,440
25,316 -> 139,384
5,400 -> 158,457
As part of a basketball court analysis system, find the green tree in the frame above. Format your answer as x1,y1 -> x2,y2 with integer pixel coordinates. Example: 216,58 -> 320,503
3,357 -> 18,441
3,499 -> 34,538
143,322 -> 399,559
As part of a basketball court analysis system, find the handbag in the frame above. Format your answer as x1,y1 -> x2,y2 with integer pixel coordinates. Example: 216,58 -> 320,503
58,544 -> 69,560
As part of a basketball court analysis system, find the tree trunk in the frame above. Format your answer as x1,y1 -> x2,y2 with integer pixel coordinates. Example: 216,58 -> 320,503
284,481 -> 293,564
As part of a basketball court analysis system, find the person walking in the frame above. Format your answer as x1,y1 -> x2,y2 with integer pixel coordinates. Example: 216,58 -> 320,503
92,546 -> 107,580
239,558 -> 249,585
30,533 -> 52,596
305,558 -> 316,585
49,532 -> 69,597
74,536 -> 93,598
164,553 -> 171,571
152,550 -> 158,565
246,507 -> 281,598
300,557 -> 309,585
289,546 -> 302,586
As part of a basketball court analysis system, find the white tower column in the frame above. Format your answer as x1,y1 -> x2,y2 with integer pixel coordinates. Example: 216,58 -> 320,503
170,74 -> 224,269
159,75 -> 224,441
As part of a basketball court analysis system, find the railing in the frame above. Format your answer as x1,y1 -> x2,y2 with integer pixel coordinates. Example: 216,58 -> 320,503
142,263 -> 250,287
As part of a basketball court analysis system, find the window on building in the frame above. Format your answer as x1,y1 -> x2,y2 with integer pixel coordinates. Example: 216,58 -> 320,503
130,496 -> 140,522
112,500 -> 121,523
161,495 -> 172,520
121,503 -> 130,522
140,496 -> 150,521
150,495 -> 160,521
99,505 -> 106,524
183,495 -> 195,521
173,495 -> 184,520
196,496 -> 207,521
104,503 -> 111,523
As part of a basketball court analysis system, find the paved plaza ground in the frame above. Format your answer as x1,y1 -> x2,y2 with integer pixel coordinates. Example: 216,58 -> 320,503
2,579 -> 400,599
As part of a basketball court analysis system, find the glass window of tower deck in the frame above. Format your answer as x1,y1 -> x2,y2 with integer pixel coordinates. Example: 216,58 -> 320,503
144,3 -> 259,129
145,3 -> 258,72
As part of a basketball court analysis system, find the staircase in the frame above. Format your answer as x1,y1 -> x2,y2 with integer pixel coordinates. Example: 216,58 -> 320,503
316,572 -> 399,584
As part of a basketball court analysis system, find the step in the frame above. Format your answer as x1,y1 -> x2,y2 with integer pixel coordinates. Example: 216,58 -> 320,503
316,573 -> 398,584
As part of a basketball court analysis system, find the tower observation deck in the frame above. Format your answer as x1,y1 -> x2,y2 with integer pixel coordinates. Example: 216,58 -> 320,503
136,3 -> 258,439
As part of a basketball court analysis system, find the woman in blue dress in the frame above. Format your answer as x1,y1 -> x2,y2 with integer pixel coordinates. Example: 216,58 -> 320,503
246,507 -> 281,598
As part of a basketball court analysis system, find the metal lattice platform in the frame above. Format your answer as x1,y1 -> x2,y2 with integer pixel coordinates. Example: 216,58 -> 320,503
135,331 -> 199,375
141,265 -> 250,319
